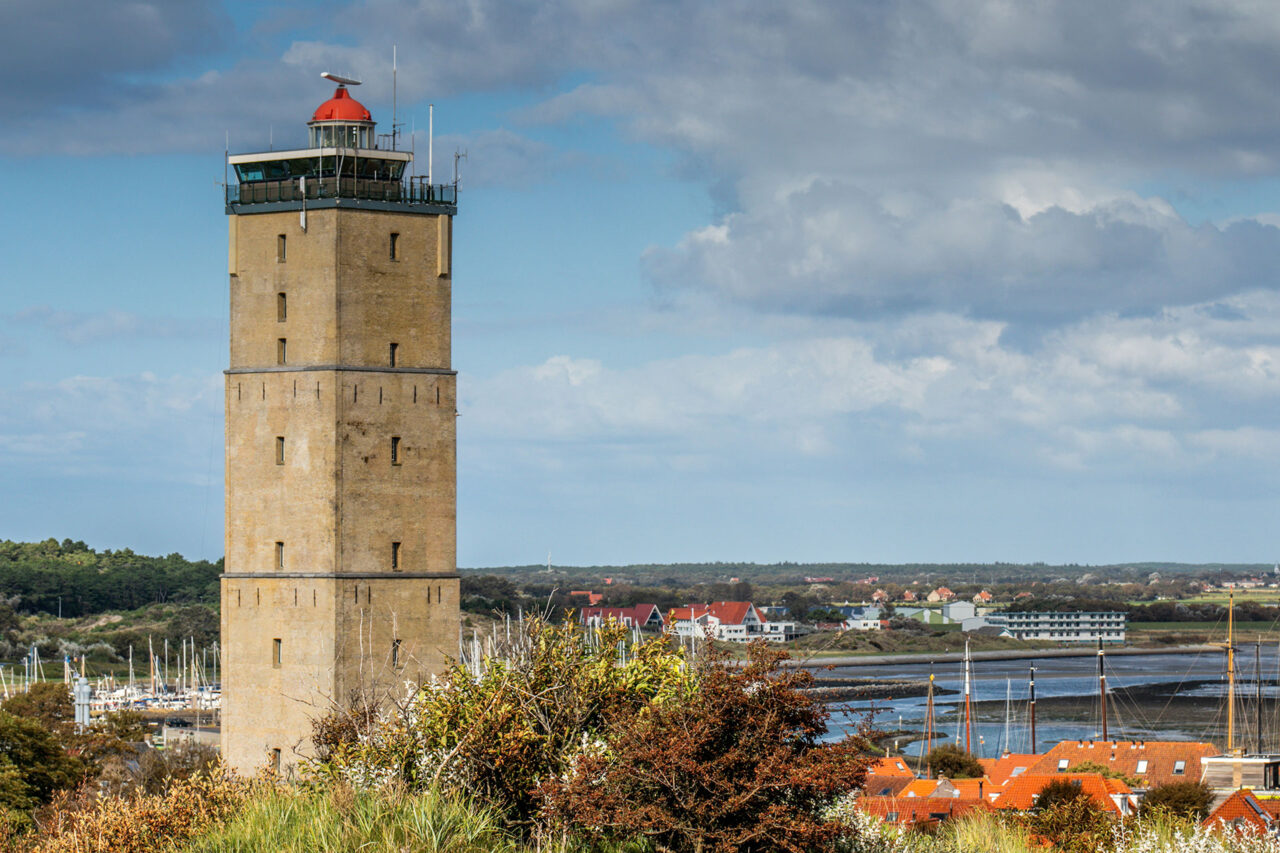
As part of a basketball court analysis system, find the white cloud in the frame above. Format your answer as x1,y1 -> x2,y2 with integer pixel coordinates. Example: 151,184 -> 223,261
0,372 -> 221,483
462,290 -> 1280,483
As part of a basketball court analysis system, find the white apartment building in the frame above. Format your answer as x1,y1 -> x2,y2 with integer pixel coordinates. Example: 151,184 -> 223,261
985,611 -> 1126,642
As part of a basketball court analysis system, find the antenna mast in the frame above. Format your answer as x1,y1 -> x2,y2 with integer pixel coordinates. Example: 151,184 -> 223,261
392,45 -> 398,150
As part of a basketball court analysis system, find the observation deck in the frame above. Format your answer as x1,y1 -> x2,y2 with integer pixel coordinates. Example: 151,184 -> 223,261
225,81 -> 457,217
226,147 -> 456,217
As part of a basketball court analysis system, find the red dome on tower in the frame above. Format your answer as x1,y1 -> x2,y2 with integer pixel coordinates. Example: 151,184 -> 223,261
311,86 -> 372,122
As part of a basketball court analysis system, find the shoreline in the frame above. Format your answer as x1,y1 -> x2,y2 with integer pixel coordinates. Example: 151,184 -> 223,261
790,643 -> 1217,668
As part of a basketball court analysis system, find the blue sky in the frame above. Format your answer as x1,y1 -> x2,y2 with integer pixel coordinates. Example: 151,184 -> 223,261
4,0 -> 1280,567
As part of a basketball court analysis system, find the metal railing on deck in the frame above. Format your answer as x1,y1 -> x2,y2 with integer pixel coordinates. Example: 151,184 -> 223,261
227,177 -> 457,207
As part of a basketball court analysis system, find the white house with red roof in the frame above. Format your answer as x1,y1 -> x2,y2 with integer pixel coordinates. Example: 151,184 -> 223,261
578,604 -> 664,631
668,601 -> 795,642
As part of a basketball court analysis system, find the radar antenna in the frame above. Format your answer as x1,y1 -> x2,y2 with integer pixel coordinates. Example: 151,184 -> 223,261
321,72 -> 362,86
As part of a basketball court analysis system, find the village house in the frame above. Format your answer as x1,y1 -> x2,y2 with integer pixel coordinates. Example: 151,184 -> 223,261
991,772 -> 1138,815
857,796 -> 990,830
838,605 -> 887,631
1203,789 -> 1280,834
1027,740 -> 1220,789
667,601 -> 797,643
927,587 -> 956,603
578,604 -> 664,631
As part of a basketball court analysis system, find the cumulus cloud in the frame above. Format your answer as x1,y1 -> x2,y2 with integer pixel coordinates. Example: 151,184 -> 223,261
462,290 -> 1280,484
643,184 -> 1280,322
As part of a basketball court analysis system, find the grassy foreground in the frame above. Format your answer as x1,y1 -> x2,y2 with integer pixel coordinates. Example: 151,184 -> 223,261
16,777 -> 1280,853
187,785 -> 584,853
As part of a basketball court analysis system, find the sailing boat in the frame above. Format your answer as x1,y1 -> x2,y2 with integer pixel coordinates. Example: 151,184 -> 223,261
1200,590 -> 1280,791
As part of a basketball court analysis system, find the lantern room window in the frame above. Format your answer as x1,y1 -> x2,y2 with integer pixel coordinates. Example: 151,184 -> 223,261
310,123 -> 372,149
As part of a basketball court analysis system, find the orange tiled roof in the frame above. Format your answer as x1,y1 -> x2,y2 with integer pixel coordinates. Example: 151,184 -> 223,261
1204,790 -> 1272,833
950,778 -> 1004,802
981,753 -> 1045,785
864,775 -> 916,797
867,757 -> 916,778
992,773 -> 1133,813
858,795 -> 990,827
900,779 -> 943,798
1027,740 -> 1219,788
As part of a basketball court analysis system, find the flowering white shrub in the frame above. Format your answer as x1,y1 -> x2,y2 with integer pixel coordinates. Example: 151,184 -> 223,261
828,803 -> 919,853
1114,819 -> 1280,853
827,798 -> 1280,853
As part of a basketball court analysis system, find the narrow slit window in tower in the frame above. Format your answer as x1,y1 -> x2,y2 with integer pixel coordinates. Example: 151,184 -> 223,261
391,541 -> 401,571
275,541 -> 284,569
272,639 -> 282,668
275,436 -> 285,465
390,436 -> 401,465
277,338 -> 287,365
277,292 -> 287,322
392,639 -> 401,667
277,235 -> 286,262
389,232 -> 399,260
271,748 -> 281,772
389,342 -> 398,367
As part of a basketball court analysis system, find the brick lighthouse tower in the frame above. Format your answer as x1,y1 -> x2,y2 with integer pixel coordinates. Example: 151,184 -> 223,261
219,75 -> 460,774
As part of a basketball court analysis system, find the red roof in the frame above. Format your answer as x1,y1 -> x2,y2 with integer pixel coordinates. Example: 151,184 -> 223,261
1027,740 -> 1219,788
867,757 -> 916,778
668,601 -> 763,626
858,795 -> 990,827
992,773 -> 1133,813
979,753 -> 1044,786
1204,790 -> 1275,833
579,604 -> 661,628
312,86 -> 372,122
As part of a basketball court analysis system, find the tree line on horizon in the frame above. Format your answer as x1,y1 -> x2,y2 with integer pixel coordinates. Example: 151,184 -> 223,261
0,539 -> 220,618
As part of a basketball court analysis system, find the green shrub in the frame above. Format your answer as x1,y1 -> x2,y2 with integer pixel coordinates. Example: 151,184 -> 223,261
1140,780 -> 1214,820
924,744 -> 984,779
313,618 -> 692,823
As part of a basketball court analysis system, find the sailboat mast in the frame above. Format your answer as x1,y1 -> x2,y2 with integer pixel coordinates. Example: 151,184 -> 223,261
964,639 -> 973,754
1098,636 -> 1108,741
923,667 -> 935,776
1029,665 -> 1037,754
1256,639 -> 1263,753
1228,590 -> 1237,755
1003,678 -> 1012,755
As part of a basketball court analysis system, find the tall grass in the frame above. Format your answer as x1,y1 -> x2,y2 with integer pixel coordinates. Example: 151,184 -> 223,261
184,784 -> 638,853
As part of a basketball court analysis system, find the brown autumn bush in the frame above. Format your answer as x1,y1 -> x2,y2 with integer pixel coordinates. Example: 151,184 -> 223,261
538,641 -> 870,853
16,770 -> 251,853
